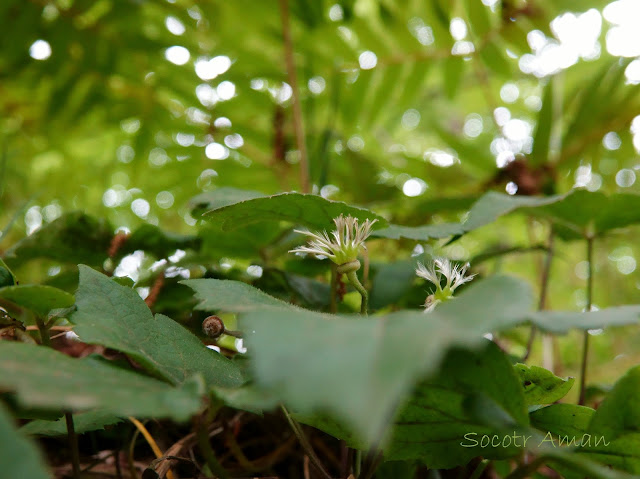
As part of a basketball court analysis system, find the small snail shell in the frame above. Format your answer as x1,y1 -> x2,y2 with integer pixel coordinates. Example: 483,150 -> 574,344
202,315 -> 225,339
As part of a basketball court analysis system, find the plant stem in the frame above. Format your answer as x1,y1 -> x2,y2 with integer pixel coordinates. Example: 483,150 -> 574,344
469,459 -> 490,479
65,413 -> 82,479
523,229 -> 555,362
281,406 -> 332,479
196,404 -> 228,479
346,271 -> 368,315
35,316 -> 51,347
278,0 -> 310,193
578,236 -> 594,405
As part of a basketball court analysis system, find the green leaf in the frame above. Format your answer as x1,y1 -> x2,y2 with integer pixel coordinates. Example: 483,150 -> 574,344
0,342 -> 202,421
530,404 -> 594,439
515,363 -> 575,406
189,187 -> 265,217
240,275 -> 534,444
578,366 -> 640,473
529,306 -> 640,333
71,265 -> 244,388
0,403 -> 50,479
201,192 -> 387,232
4,212 -> 113,267
386,342 -> 529,469
21,410 -> 124,437
463,192 -> 562,232
184,278 -> 303,313
530,79 -> 554,166
373,223 -> 464,241
465,190 -> 640,239
0,285 -> 74,317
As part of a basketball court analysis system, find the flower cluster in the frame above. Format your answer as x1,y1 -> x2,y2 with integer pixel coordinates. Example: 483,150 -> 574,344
289,214 -> 377,266
416,257 -> 476,312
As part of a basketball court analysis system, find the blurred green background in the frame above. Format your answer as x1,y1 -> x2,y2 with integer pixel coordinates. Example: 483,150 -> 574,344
2,0 -> 640,393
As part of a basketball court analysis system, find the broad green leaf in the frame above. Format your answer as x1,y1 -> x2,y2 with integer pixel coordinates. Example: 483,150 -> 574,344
189,187 -> 265,217
0,342 -> 202,421
578,366 -> 640,473
464,190 -> 640,239
529,306 -> 640,333
201,192 -> 387,232
71,265 -> 244,388
373,223 -> 464,241
530,190 -> 640,238
463,192 -> 562,232
530,79 -> 555,166
21,410 -> 124,437
530,404 -> 594,439
386,342 -> 529,469
4,212 -> 113,267
0,404 -> 50,479
515,363 -> 575,406
0,285 -> 74,317
184,278 -> 302,313
240,275 -> 534,443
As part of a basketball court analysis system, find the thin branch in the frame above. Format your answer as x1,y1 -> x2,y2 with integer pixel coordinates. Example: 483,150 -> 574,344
281,406 -> 332,479
578,235 -> 594,405
65,413 -> 82,479
279,0 -> 310,193
522,229 -> 555,362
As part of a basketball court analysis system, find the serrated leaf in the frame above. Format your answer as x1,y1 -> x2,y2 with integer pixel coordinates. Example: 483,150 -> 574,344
4,212 -> 113,267
21,410 -> 124,437
0,285 -> 74,317
373,222 -> 464,241
201,192 -> 387,232
0,404 -> 50,479
240,275 -> 534,444
71,265 -> 244,388
386,342 -> 529,469
189,187 -> 265,217
0,342 -> 202,421
515,363 -> 575,406
183,278 -> 303,313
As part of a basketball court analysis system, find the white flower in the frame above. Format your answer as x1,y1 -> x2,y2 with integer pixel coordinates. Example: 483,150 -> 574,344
416,257 -> 476,312
290,215 -> 377,265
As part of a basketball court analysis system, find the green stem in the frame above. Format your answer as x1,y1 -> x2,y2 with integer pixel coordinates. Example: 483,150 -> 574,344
197,403 -> 228,479
469,459 -> 490,479
346,271 -> 368,316
523,228 -> 555,362
35,316 -> 51,347
65,413 -> 81,479
578,236 -> 594,406
281,406 -> 332,479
